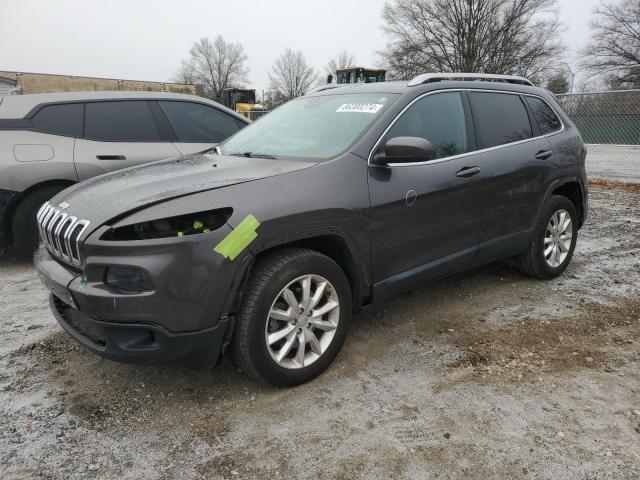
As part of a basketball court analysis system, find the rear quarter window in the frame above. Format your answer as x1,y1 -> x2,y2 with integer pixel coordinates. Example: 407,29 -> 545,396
31,103 -> 83,137
468,92 -> 533,149
525,96 -> 562,135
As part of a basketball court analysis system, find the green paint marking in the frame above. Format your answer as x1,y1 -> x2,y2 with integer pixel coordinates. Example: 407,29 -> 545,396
193,220 -> 204,230
214,214 -> 261,261
79,281 -> 86,290
177,231 -> 184,238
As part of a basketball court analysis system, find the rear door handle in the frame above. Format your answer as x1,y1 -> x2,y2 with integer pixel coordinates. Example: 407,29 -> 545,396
535,150 -> 553,160
96,155 -> 126,161
456,166 -> 481,178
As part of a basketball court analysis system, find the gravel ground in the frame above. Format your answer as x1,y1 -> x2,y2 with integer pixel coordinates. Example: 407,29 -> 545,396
1,185 -> 639,480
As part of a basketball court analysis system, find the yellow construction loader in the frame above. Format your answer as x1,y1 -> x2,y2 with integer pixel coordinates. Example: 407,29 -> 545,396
221,88 -> 267,121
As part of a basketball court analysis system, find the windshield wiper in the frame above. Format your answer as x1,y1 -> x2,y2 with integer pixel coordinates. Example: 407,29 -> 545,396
241,151 -> 277,160
220,151 -> 278,160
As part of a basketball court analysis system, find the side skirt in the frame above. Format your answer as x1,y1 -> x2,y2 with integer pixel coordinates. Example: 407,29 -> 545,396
372,245 -> 477,303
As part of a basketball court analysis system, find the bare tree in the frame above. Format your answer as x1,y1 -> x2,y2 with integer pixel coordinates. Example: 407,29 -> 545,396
377,44 -> 428,81
179,36 -> 249,101
580,0 -> 640,88
268,49 -> 317,102
325,50 -> 357,76
381,0 -> 565,81
171,59 -> 198,85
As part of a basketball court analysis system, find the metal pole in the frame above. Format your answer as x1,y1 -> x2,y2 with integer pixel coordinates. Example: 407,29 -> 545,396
563,63 -> 576,94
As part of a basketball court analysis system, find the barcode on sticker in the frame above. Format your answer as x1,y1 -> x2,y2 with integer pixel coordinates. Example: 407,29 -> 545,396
336,103 -> 384,114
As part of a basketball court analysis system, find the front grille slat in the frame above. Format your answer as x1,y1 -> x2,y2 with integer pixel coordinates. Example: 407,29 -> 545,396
37,202 -> 90,267
41,207 -> 57,246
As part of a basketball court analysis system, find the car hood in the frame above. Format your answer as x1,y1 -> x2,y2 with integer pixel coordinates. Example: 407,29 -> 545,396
49,152 -> 315,228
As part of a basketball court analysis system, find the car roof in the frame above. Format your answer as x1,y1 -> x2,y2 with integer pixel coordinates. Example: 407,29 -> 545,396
0,91 -> 244,120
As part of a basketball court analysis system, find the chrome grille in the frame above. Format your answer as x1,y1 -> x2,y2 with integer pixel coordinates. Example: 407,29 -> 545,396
36,202 -> 90,266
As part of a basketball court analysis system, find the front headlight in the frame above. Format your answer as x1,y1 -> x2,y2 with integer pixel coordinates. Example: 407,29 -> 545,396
101,208 -> 232,241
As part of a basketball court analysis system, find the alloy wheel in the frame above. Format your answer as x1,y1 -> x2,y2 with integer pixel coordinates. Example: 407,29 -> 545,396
544,209 -> 573,268
265,274 -> 340,369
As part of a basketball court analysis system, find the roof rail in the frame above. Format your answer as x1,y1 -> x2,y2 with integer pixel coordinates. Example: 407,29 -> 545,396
408,73 -> 534,87
306,84 -> 346,95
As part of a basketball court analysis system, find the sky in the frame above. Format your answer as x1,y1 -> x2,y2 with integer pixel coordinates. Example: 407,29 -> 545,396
1,0 -> 602,94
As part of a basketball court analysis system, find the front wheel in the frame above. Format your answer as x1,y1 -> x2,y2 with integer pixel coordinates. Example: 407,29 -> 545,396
232,248 -> 352,387
517,195 -> 578,279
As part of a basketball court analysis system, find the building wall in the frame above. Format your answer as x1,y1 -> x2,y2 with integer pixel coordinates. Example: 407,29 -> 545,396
0,71 -> 202,96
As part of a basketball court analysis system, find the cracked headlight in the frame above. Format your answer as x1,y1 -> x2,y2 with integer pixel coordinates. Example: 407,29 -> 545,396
101,208 -> 233,241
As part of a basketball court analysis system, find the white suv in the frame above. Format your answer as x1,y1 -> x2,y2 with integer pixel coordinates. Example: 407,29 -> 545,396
0,91 -> 248,254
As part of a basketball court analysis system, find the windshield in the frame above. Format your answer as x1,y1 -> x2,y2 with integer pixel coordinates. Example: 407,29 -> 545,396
219,93 -> 398,160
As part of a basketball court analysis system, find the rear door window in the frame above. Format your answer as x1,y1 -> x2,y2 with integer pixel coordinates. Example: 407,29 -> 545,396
31,103 -> 83,137
84,101 -> 161,142
468,92 -> 533,149
159,101 -> 244,143
525,96 -> 562,135
385,91 -> 469,160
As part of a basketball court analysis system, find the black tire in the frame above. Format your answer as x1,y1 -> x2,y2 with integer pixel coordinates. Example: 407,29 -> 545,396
232,248 -> 352,387
11,185 -> 66,256
517,195 -> 578,279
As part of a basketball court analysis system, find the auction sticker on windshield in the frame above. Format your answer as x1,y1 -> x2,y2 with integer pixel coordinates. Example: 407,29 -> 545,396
336,103 -> 384,114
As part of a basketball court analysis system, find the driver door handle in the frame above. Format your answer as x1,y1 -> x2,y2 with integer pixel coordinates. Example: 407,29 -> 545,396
96,155 -> 126,161
456,166 -> 481,178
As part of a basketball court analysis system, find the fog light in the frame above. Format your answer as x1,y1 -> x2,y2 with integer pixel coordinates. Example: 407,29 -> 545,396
105,267 -> 153,292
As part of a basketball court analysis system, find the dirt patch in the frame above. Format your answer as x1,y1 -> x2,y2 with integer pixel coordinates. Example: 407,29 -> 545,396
448,299 -> 640,381
588,179 -> 640,192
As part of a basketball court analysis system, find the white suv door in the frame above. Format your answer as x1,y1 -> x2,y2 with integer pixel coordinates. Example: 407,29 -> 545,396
74,100 -> 180,180
156,100 -> 246,156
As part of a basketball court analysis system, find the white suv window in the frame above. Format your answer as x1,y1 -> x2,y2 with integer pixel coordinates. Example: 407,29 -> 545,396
31,103 -> 83,138
84,101 -> 161,142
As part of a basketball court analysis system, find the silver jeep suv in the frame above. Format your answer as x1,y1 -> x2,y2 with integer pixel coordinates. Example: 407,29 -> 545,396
0,91 -> 248,254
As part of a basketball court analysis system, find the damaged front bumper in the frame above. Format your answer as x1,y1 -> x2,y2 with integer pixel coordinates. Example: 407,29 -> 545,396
34,246 -> 234,368
49,294 -> 230,368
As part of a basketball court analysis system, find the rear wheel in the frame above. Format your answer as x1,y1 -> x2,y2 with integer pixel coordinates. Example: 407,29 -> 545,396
232,248 -> 352,387
11,185 -> 66,256
517,195 -> 578,279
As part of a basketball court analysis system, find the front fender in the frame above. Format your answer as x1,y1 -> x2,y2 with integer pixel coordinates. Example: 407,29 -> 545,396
217,225 -> 371,319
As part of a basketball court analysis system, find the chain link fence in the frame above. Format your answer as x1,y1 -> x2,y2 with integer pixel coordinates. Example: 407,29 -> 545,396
556,90 -> 640,183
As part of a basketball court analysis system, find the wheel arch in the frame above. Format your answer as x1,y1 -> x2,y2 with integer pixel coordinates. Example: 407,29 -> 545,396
551,181 -> 586,228
3,179 -> 75,243
537,177 -> 587,229
222,230 -> 371,324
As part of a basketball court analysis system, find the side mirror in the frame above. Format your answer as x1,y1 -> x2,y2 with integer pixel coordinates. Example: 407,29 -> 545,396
327,74 -> 334,84
371,137 -> 434,165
